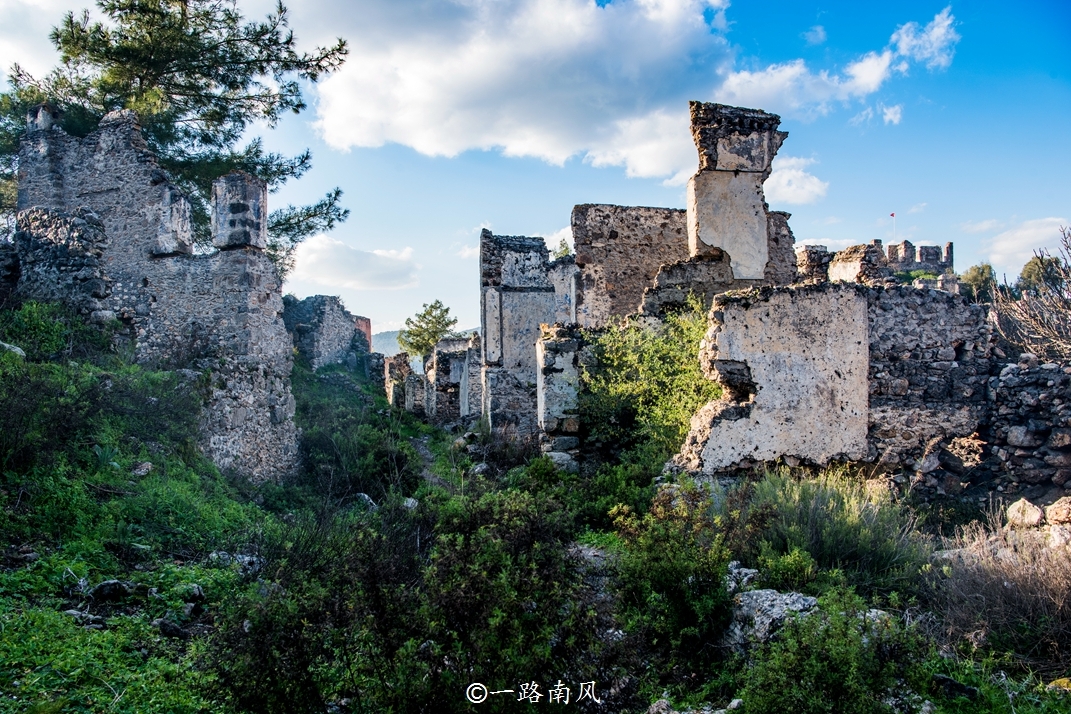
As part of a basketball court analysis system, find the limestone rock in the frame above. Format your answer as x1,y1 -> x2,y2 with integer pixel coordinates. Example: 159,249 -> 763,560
0,340 -> 25,358
1007,498 -> 1044,529
724,588 -> 818,652
1045,497 -> 1071,525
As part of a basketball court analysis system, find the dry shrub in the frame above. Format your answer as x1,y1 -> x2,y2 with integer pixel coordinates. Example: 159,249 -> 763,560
994,225 -> 1071,360
927,515 -> 1071,672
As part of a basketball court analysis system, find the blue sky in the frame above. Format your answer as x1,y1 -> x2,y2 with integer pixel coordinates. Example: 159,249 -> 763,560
1,0 -> 1069,332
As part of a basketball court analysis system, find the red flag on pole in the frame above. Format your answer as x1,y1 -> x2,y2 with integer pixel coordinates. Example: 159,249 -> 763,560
890,213 -> 895,217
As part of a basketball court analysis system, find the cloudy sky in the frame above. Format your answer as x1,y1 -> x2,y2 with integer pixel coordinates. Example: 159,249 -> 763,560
1,0 -> 1069,331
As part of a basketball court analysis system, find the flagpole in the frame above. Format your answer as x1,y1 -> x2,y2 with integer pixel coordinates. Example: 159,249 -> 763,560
891,212 -> 896,241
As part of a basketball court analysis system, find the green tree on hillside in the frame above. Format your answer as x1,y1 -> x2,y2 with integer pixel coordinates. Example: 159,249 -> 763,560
0,0 -> 349,277
1018,254 -> 1065,295
397,300 -> 458,360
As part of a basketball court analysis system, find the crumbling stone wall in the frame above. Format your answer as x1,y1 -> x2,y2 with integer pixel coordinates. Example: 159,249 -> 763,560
675,283 -> 996,477
827,242 -> 892,285
426,336 -> 470,425
886,240 -> 953,275
462,333 -> 483,419
536,324 -> 584,472
283,294 -> 368,371
686,102 -> 787,280
0,243 -> 18,305
13,207 -> 110,318
795,245 -> 832,282
867,286 -> 992,470
986,355 -> 1071,491
675,284 -> 870,472
14,107 -> 298,482
572,204 -> 688,327
481,229 -> 576,436
384,353 -> 412,407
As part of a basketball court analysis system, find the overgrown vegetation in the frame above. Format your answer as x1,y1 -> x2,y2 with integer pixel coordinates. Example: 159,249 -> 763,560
995,226 -> 1071,360
3,300 -> 1071,712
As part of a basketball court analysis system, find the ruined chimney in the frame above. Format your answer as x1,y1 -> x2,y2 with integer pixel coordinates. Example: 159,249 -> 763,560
686,102 -> 787,279
211,171 -> 267,250
25,103 -> 63,132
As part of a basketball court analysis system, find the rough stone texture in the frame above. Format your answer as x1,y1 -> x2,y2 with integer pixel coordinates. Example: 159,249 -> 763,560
354,316 -> 372,354
480,229 -> 575,436
404,373 -> 426,416
676,284 -> 870,473
0,243 -> 18,305
686,102 -> 786,279
571,204 -> 688,327
282,294 -> 368,371
638,212 -> 796,317
426,336 -> 470,425
886,240 -> 953,276
536,324 -> 583,467
1047,497 -> 1071,525
867,286 -> 992,469
461,333 -> 483,419
15,107 -> 297,482
211,172 -> 266,250
985,357 -> 1071,489
384,353 -> 412,407
13,207 -> 111,319
1007,498 -> 1045,528
828,242 -> 892,285
366,352 -> 385,394
795,245 -> 832,282
724,589 -> 818,653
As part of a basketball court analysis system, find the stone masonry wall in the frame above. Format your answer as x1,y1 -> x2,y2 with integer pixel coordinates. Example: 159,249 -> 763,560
572,204 -> 688,327
536,324 -> 584,473
13,207 -> 111,319
675,284 -> 870,472
427,336 -> 470,425
384,353 -> 412,407
866,286 -> 992,470
283,294 -> 366,371
15,107 -> 298,482
686,102 -> 787,280
481,229 -> 576,436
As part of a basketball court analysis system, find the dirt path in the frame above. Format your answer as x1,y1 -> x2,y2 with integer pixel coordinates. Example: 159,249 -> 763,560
409,436 -> 451,489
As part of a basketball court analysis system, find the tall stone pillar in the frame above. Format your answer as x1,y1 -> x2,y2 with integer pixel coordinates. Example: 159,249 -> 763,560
212,172 -> 267,249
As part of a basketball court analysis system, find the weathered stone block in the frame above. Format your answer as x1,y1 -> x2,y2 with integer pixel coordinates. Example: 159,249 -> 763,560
211,172 -> 267,250
686,170 -> 768,279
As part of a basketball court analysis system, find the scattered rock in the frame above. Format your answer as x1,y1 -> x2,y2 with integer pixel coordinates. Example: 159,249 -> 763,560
183,583 -> 205,603
403,497 -> 419,509
469,463 -> 490,476
1006,498 -> 1044,529
545,451 -> 579,474
1045,497 -> 1071,525
932,674 -> 980,701
724,561 -> 758,595
64,609 -> 107,628
131,461 -> 153,477
724,589 -> 818,652
89,579 -> 132,601
354,492 -> 378,511
152,618 -> 189,639
0,340 -> 25,358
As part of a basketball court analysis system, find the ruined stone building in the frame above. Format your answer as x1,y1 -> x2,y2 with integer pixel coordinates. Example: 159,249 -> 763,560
3,104 -> 378,482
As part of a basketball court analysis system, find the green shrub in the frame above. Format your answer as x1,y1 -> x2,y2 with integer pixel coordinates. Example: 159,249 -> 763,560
580,294 -> 721,460
613,482 -> 731,677
0,300 -> 112,362
725,469 -> 932,596
738,588 -> 929,714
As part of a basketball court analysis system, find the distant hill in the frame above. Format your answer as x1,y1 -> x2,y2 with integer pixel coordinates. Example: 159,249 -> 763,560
372,328 -> 479,372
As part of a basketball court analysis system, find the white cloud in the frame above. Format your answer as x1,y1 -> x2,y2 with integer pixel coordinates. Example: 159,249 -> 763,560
891,6 -> 960,70
543,226 -> 573,252
803,25 -> 826,46
850,106 -> 875,125
457,244 -> 480,259
960,219 -> 1004,234
908,202 -> 927,213
882,103 -> 902,125
985,217 -> 1069,276
764,156 -> 829,205
289,235 -> 418,290
310,2 -> 961,183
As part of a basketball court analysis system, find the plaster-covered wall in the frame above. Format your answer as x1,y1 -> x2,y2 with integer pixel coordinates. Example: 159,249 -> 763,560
676,284 -> 870,472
